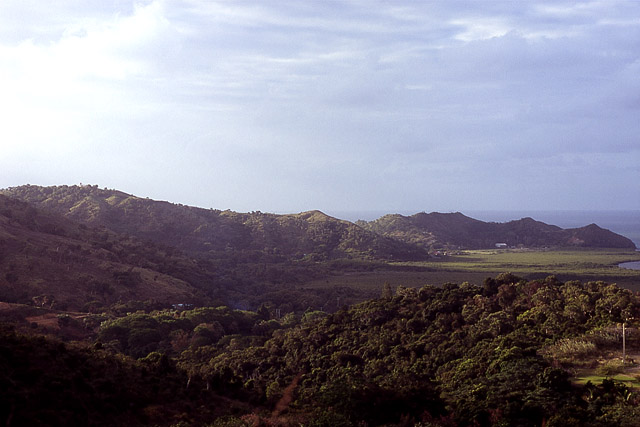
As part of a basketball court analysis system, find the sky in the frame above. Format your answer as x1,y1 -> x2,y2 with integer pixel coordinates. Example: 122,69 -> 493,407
1,0 -> 639,214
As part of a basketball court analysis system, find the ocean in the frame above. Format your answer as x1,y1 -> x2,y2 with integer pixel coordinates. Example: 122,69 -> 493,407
328,210 -> 640,249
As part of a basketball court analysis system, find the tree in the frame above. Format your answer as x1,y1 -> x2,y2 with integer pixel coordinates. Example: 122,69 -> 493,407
381,282 -> 393,299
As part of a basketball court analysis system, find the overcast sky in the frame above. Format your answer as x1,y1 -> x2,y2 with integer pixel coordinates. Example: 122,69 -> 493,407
1,0 -> 639,214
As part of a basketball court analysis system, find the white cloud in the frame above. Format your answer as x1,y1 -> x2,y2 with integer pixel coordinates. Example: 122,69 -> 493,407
0,0 -> 639,211
0,1 -> 180,155
450,18 -> 511,41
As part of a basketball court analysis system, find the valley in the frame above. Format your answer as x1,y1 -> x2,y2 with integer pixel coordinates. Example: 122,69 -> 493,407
1,184 -> 640,426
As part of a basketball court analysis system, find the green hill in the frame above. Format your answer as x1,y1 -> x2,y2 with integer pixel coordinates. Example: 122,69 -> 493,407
0,188 -> 420,312
358,212 -> 636,250
3,275 -> 640,426
1,185 -> 428,262
174,274 -> 640,426
0,194 -> 213,310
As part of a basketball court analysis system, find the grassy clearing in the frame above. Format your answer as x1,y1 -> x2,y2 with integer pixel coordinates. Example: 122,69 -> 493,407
403,248 -> 640,276
573,373 -> 640,386
573,356 -> 640,387
399,248 -> 640,290
304,249 -> 640,294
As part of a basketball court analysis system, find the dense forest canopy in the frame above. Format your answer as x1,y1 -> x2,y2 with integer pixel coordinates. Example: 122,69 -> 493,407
2,274 -> 640,426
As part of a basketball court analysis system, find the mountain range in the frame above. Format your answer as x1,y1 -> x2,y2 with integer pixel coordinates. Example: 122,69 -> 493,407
357,211 -> 636,250
1,185 -> 427,261
0,184 -> 635,310
3,185 -> 635,254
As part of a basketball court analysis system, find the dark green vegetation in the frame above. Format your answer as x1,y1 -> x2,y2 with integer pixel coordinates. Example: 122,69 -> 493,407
3,276 -> 640,426
0,324 -> 220,426
2,185 -> 640,425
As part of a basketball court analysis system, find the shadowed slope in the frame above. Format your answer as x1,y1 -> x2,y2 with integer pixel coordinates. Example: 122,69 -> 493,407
2,185 -> 428,261
0,194 -> 205,310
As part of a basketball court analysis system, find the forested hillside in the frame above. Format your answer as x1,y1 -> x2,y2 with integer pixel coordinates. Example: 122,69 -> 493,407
183,274 -> 640,426
0,194 -> 205,310
1,185 -> 428,261
0,192 -> 394,311
0,194 -> 378,312
2,275 -> 640,426
3,186 -> 634,260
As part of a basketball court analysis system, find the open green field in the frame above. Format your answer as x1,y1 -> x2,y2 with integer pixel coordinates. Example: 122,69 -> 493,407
304,248 -> 640,293
573,355 -> 640,388
573,373 -> 640,387
409,248 -> 640,276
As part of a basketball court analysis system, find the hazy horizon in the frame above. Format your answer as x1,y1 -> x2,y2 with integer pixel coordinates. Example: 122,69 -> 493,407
1,1 -> 639,213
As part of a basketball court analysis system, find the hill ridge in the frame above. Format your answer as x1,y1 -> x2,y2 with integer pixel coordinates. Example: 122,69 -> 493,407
2,185 -> 635,252
1,185 -> 428,261
358,211 -> 635,249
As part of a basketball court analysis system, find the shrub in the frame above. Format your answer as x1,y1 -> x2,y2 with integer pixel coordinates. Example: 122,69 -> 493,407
544,338 -> 597,362
588,327 -> 620,348
596,361 -> 624,377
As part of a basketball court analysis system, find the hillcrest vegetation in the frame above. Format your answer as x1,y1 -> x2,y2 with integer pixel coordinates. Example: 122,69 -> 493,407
2,274 -> 640,426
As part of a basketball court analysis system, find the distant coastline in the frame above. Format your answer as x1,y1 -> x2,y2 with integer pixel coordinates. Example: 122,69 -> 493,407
329,210 -> 640,248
